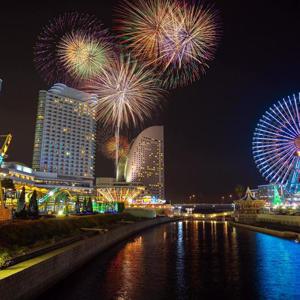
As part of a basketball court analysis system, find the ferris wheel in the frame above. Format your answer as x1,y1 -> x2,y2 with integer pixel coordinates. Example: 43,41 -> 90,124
253,93 -> 300,194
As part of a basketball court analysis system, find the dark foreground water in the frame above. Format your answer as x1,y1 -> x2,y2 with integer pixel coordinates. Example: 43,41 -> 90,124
44,221 -> 300,300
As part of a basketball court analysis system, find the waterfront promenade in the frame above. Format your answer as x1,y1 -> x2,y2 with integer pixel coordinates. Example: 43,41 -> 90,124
0,216 -> 174,300
42,221 -> 300,299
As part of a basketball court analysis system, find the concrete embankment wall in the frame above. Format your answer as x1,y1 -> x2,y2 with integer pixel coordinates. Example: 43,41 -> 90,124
0,217 -> 173,300
257,214 -> 300,227
232,222 -> 300,239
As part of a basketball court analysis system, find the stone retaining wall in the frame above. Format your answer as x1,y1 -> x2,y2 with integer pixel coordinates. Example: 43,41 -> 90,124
0,217 -> 172,300
232,222 -> 300,239
257,214 -> 300,227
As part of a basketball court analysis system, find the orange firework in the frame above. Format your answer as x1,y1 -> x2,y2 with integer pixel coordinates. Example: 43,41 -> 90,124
102,136 -> 129,160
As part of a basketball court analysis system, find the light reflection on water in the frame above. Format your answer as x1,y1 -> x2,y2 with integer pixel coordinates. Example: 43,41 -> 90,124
43,221 -> 300,300
256,233 -> 300,299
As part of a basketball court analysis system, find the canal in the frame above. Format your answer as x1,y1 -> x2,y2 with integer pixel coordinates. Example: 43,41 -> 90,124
43,221 -> 300,299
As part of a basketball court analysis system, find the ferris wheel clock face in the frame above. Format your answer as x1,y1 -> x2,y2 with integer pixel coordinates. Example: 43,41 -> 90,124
253,93 -> 300,193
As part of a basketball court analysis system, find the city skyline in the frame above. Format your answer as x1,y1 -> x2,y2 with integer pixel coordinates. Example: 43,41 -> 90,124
1,1 -> 300,202
1,2 -> 300,300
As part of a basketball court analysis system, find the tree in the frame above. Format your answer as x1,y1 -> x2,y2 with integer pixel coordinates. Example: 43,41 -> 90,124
273,186 -> 282,206
83,198 -> 87,213
17,187 -> 26,213
64,196 -> 69,216
234,185 -> 245,199
75,196 -> 81,214
87,197 -> 93,213
29,190 -> 39,217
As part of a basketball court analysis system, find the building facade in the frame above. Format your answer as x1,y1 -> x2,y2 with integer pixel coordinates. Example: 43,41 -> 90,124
32,84 -> 96,182
125,126 -> 165,200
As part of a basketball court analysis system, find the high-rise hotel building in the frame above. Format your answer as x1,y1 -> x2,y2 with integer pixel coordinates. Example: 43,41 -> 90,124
125,126 -> 165,200
32,84 -> 96,182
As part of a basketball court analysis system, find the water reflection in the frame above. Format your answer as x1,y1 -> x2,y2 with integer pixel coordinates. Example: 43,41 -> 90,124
103,235 -> 144,299
43,221 -> 300,300
256,233 -> 300,299
176,221 -> 186,297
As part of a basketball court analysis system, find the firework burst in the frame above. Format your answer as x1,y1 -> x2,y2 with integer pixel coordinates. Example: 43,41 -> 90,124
115,0 -> 220,88
102,136 -> 129,160
87,55 -> 164,129
34,12 -> 113,86
58,32 -> 113,81
115,0 -> 174,63
87,55 -> 164,178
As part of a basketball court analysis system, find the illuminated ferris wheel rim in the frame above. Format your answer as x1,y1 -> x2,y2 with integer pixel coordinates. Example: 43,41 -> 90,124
252,92 -> 300,187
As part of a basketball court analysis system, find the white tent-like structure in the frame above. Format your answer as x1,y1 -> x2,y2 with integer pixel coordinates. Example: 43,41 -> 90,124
234,187 -> 265,214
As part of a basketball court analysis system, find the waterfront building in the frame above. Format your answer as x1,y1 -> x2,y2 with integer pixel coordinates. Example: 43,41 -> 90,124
96,177 -> 145,204
234,187 -> 266,220
0,161 -> 95,212
32,83 -> 96,185
125,126 -> 165,200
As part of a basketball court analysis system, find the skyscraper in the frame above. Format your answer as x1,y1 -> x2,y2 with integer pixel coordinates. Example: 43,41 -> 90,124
32,83 -> 96,181
125,126 -> 164,200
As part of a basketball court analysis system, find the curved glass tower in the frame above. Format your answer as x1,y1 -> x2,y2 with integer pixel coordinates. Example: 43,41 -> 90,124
125,126 -> 164,200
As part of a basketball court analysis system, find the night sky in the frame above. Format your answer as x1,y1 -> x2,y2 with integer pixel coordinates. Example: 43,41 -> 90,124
1,0 -> 300,203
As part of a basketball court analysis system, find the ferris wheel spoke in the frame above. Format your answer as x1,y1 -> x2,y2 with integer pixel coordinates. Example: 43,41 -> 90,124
288,95 -> 300,134
262,153 -> 293,179
279,156 -> 296,185
260,118 -> 296,139
274,102 -> 296,133
282,99 -> 300,135
253,142 -> 295,151
253,140 -> 294,152
266,110 -> 298,138
253,136 -> 293,143
254,130 -> 294,141
254,142 -> 294,159
257,150 -> 294,170
269,152 -> 296,182
256,125 -> 295,140
293,94 -> 300,130
260,148 -> 296,176
263,115 -> 296,138
254,144 -> 295,162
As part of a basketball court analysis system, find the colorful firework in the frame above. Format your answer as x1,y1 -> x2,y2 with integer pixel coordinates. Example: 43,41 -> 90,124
114,0 -> 220,88
87,55 -> 164,178
34,12 -> 112,86
102,136 -> 129,160
115,0 -> 174,63
87,55 -> 164,129
58,31 -> 113,80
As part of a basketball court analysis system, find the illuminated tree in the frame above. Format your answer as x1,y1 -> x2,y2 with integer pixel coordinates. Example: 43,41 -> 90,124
273,187 -> 282,206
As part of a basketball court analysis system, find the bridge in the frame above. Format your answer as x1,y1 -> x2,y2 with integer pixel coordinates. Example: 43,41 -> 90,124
173,203 -> 234,210
173,203 -> 234,220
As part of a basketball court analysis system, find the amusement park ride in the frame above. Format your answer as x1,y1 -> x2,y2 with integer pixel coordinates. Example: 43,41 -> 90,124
253,93 -> 300,199
0,134 -> 13,221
